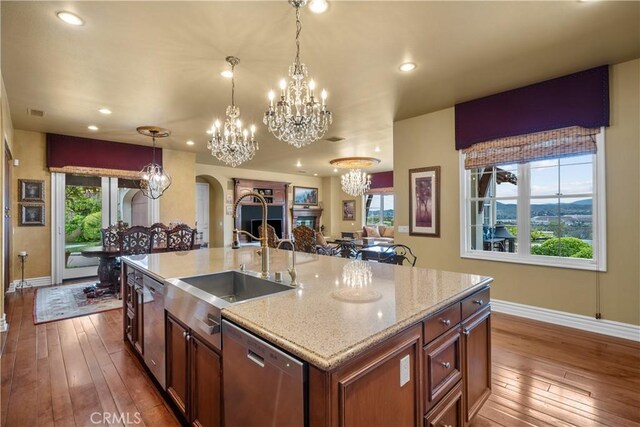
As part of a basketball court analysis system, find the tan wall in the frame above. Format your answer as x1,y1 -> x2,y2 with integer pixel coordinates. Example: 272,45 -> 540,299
11,130 -> 51,281
195,163 -> 323,247
393,59 -> 640,325
159,149 -> 196,226
323,176 -> 364,237
1,75 -> 15,321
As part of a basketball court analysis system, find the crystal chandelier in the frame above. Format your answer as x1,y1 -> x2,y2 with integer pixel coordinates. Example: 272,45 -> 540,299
137,126 -> 172,200
330,157 -> 380,197
208,56 -> 258,167
264,0 -> 332,148
341,169 -> 371,197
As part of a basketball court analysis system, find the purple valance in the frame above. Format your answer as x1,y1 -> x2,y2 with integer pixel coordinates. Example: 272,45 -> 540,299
370,171 -> 393,189
455,65 -> 609,150
47,133 -> 161,171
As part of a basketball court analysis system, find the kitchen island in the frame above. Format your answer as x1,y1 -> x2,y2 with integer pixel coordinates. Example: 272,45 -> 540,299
122,247 -> 492,427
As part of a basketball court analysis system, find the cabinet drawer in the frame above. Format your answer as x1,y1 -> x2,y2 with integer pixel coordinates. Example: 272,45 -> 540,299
424,382 -> 463,427
424,303 -> 461,343
423,327 -> 462,412
461,287 -> 490,320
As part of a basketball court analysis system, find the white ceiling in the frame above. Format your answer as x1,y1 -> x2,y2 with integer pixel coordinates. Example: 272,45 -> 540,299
2,1 -> 638,177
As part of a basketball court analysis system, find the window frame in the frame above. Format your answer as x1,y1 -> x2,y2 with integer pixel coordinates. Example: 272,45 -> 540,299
365,192 -> 395,226
459,128 -> 606,272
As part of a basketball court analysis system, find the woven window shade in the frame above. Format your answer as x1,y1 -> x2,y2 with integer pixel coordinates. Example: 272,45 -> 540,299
462,126 -> 599,169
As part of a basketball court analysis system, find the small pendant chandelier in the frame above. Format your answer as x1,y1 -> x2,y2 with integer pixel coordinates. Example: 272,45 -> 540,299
264,0 -> 332,148
208,56 -> 258,167
330,157 -> 380,197
137,126 -> 172,200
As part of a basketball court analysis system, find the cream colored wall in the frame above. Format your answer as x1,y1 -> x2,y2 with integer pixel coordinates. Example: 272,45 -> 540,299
393,59 -> 640,325
11,130 -> 51,281
195,163 -> 324,247
159,149 -> 196,226
322,176 -> 364,237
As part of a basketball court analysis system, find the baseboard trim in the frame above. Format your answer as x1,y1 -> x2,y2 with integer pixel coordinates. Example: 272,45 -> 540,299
491,299 -> 640,342
7,276 -> 52,293
0,313 -> 7,333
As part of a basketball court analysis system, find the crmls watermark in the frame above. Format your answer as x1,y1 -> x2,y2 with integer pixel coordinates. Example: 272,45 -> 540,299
90,412 -> 142,424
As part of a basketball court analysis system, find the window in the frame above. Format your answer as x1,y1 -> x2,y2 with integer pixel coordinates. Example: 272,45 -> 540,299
460,131 -> 606,271
365,193 -> 394,226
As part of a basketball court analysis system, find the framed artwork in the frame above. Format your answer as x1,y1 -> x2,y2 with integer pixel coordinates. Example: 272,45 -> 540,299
19,179 -> 45,203
409,166 -> 440,237
226,193 -> 233,204
293,186 -> 318,206
342,200 -> 356,221
19,203 -> 45,226
226,205 -> 233,216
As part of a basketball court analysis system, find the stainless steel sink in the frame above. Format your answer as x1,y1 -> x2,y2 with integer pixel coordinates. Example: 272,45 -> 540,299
175,271 -> 292,304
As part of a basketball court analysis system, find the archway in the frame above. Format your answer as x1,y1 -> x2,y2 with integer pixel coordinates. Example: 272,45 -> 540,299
196,175 -> 225,248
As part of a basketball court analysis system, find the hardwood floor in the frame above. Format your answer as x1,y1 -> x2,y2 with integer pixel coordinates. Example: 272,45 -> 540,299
1,290 -> 639,426
1,289 -> 179,427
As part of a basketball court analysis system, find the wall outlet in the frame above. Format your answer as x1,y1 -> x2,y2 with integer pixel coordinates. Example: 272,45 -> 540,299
398,225 -> 409,233
400,354 -> 410,387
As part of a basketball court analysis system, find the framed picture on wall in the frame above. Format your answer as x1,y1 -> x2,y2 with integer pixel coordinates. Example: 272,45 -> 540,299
342,200 -> 356,221
19,179 -> 45,203
19,203 -> 45,226
409,166 -> 440,237
293,186 -> 318,206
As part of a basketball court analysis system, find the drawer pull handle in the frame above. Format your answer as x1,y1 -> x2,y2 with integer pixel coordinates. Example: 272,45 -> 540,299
473,299 -> 484,305
440,319 -> 451,326
183,331 -> 188,338
440,361 -> 451,369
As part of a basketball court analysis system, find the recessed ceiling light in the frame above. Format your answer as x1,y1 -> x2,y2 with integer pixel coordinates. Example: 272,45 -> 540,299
56,11 -> 84,26
374,146 -> 381,152
206,129 -> 213,134
333,168 -> 338,173
87,125 -> 98,131
296,161 -> 302,168
220,70 -> 233,79
313,173 -> 318,176
186,140 -> 195,146
399,62 -> 417,72
98,108 -> 112,115
309,0 -> 329,14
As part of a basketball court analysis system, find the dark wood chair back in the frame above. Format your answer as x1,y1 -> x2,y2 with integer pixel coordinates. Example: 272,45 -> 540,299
101,225 -> 121,252
150,222 -> 169,253
378,244 -> 417,266
168,224 -> 196,251
119,226 -> 152,255
258,224 -> 280,249
292,225 -> 317,253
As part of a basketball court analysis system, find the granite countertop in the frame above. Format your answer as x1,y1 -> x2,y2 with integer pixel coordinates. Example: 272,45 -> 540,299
123,247 -> 492,370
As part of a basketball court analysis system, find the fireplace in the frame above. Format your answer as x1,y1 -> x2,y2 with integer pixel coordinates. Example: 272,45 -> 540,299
291,207 -> 323,232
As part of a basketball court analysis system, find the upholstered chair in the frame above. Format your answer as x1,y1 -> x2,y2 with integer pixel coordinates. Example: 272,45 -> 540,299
258,224 -> 281,249
291,225 -> 317,254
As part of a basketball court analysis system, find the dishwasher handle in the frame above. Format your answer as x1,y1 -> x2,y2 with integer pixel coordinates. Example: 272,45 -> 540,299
247,350 -> 265,368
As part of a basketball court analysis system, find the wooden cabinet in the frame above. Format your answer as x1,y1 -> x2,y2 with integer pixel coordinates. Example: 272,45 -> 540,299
423,327 -> 462,413
166,313 -> 222,427
167,314 -> 189,418
424,383 -> 463,427
462,306 -> 491,423
190,334 -> 222,427
123,264 -> 143,356
327,325 -> 422,427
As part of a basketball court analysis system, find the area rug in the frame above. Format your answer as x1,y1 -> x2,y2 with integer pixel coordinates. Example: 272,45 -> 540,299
34,283 -> 121,324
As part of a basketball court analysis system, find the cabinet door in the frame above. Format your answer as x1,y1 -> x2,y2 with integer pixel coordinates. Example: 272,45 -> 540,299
334,325 -> 422,427
167,314 -> 190,418
425,382 -> 463,427
424,327 -> 462,413
462,306 -> 491,423
190,333 -> 222,427
125,308 -> 135,346
134,285 -> 144,355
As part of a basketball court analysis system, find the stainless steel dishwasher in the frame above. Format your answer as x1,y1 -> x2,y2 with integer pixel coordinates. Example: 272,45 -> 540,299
222,320 -> 305,427
143,275 -> 166,389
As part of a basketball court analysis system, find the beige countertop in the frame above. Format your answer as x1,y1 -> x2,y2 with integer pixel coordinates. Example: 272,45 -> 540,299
123,247 -> 492,370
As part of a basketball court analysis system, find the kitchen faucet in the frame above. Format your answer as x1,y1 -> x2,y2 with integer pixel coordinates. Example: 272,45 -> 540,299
231,192 -> 269,279
277,237 -> 298,287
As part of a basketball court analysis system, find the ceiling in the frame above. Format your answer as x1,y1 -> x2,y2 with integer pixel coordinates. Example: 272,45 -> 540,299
2,1 -> 638,177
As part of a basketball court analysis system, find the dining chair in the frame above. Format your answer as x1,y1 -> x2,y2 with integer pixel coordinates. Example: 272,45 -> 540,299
119,226 -> 152,255
150,222 -> 170,253
358,244 -> 417,266
167,224 -> 196,251
291,225 -> 317,253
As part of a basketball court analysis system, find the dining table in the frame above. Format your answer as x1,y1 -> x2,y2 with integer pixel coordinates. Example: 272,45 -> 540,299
80,246 -> 121,295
